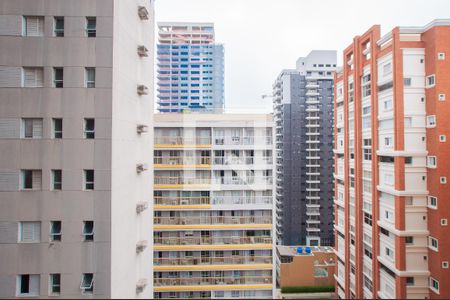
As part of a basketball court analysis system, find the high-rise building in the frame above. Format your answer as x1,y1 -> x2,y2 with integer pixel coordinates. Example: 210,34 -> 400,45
153,113 -> 274,299
333,20 -> 450,299
273,50 -> 336,246
0,1 -> 154,298
157,22 -> 224,113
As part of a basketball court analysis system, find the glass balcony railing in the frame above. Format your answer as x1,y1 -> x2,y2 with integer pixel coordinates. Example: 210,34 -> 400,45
154,177 -> 211,185
154,215 -> 272,226
154,275 -> 272,287
154,255 -> 272,266
154,235 -> 272,246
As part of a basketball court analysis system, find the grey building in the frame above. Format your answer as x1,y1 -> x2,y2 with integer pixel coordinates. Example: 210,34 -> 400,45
273,50 -> 336,246
0,0 -> 154,298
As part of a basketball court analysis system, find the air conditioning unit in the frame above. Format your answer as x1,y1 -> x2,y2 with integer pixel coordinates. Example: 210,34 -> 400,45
137,124 -> 148,134
136,240 -> 148,253
136,163 -> 148,173
137,84 -> 149,95
137,45 -> 149,57
136,278 -> 148,294
136,201 -> 148,214
137,6 -> 149,20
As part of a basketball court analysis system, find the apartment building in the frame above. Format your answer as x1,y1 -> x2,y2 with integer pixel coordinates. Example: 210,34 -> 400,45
0,0 -> 154,298
157,22 -> 225,113
273,51 -> 336,246
334,20 -> 450,299
153,113 -> 275,299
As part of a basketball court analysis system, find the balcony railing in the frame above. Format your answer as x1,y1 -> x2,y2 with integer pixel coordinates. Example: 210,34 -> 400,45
155,136 -> 211,146
211,196 -> 272,205
213,156 -> 273,165
214,177 -> 273,185
154,156 -> 211,165
154,235 -> 272,246
154,275 -> 272,287
154,177 -> 211,185
154,255 -> 272,266
213,136 -> 272,146
155,196 -> 210,206
154,215 -> 272,226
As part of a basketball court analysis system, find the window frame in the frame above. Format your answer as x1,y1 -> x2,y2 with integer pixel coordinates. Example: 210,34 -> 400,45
85,68 -> 96,88
49,221 -> 62,242
83,221 -> 94,242
49,273 -> 61,295
86,17 -> 96,37
80,273 -> 94,293
51,169 -> 62,190
53,16 -> 64,37
84,118 -> 95,139
53,67 -> 63,88
52,118 -> 63,139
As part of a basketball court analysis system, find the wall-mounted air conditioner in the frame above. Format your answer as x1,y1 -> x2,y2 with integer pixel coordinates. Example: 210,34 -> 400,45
138,6 -> 149,20
136,163 -> 148,173
137,84 -> 149,95
137,45 -> 149,57
136,240 -> 148,253
136,278 -> 148,294
136,201 -> 148,214
137,124 -> 148,134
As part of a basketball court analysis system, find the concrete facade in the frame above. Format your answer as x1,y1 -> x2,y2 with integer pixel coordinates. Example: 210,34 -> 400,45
334,20 -> 450,299
0,0 -> 154,298
273,51 -> 336,246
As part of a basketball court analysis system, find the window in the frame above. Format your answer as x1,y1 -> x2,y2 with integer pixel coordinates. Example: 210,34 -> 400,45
406,277 -> 415,286
429,236 -> 438,251
439,135 -> 446,142
17,274 -> 40,296
437,52 -> 446,60
22,118 -> 43,138
84,119 -> 95,139
430,277 -> 439,292
51,170 -> 62,190
384,99 -> 393,111
440,177 -> 447,184
403,78 -> 412,86
441,219 -> 448,226
85,68 -> 96,88
21,170 -> 42,190
53,67 -> 63,88
80,273 -> 94,293
383,62 -> 392,75
23,67 -> 44,87
438,93 -> 446,101
86,17 -> 96,37
53,118 -> 63,139
364,212 -> 372,226
426,115 -> 436,127
83,221 -> 94,241
427,156 -> 437,168
19,221 -> 41,243
84,170 -> 94,190
442,261 -> 449,269
23,16 -> 44,37
53,17 -> 64,37
49,274 -> 61,295
50,221 -> 62,241
426,74 -> 436,88
384,137 -> 393,147
405,236 -> 414,244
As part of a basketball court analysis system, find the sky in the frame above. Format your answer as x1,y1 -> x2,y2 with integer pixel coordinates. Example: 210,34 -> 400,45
156,0 -> 450,113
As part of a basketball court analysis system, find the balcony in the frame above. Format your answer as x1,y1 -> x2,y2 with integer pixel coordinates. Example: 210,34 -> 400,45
213,156 -> 273,166
213,136 -> 272,146
154,275 -> 272,287
155,136 -> 211,148
213,177 -> 273,186
154,255 -> 272,266
154,177 -> 211,188
154,196 -> 210,207
154,156 -> 211,168
154,235 -> 272,247
211,196 -> 272,205
154,215 -> 272,226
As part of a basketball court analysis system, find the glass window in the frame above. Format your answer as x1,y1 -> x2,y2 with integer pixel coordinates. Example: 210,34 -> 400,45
86,17 -> 96,37
53,17 -> 64,37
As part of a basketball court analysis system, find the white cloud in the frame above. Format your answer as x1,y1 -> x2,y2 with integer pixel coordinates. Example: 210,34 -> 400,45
156,0 -> 450,113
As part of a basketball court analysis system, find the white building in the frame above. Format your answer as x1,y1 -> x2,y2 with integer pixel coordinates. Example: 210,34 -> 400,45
153,113 -> 275,299
0,0 -> 154,298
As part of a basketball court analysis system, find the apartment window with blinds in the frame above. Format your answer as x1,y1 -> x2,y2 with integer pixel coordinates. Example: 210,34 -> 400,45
84,119 -> 95,139
85,68 -> 95,88
17,274 -> 40,296
53,17 -> 64,37
50,221 -> 62,242
49,274 -> 61,295
23,16 -> 44,37
86,17 -> 96,37
21,170 -> 42,190
53,68 -> 63,88
52,118 -> 62,139
51,170 -> 62,190
19,221 -> 41,243
22,118 -> 43,139
23,67 -> 43,87
84,170 -> 94,190
83,221 -> 94,241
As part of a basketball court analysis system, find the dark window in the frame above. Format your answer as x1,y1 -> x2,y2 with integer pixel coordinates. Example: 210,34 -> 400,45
54,17 -> 64,37
53,68 -> 63,88
52,170 -> 62,190
20,275 -> 30,294
23,170 -> 33,189
53,118 -> 63,139
84,170 -> 94,190
86,17 -> 96,37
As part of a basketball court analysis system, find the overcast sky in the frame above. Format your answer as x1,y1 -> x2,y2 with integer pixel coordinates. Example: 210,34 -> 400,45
156,0 -> 450,113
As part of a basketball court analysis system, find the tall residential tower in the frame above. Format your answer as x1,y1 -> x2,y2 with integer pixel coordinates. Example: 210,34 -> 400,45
157,22 -> 224,113
153,113 -> 275,299
334,20 -> 450,299
0,0 -> 154,298
273,51 -> 336,246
